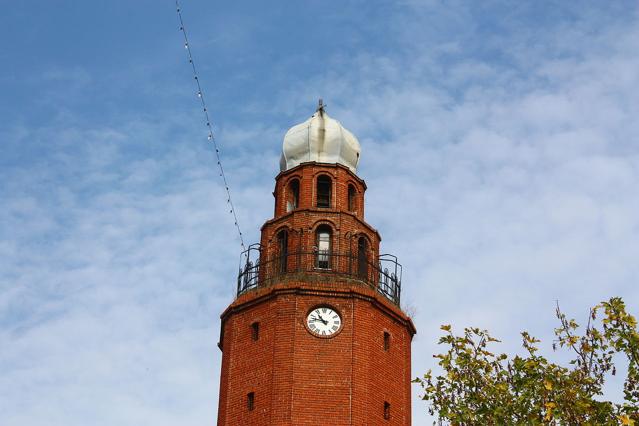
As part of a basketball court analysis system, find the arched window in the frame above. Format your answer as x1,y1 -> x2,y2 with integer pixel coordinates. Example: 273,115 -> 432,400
348,184 -> 357,212
315,225 -> 332,269
277,229 -> 288,273
357,237 -> 368,280
286,179 -> 300,212
316,175 -> 331,208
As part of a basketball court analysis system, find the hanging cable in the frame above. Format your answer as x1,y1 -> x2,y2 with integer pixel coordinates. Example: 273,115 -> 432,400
175,0 -> 246,253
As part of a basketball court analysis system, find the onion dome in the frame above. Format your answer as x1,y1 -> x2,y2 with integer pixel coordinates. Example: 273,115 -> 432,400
280,100 -> 361,173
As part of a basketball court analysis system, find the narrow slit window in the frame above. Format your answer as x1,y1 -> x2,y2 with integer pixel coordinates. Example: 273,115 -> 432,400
357,237 -> 368,280
384,401 -> 391,420
348,184 -> 356,211
287,179 -> 300,212
247,392 -> 255,411
277,230 -> 288,273
316,175 -> 331,208
251,322 -> 259,341
383,331 -> 391,351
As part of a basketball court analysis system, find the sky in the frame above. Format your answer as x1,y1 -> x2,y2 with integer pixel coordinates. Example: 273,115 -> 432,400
1,0 -> 639,424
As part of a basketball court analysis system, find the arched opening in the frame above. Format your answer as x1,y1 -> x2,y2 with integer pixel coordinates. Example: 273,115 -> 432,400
286,179 -> 300,212
316,175 -> 332,208
277,229 -> 288,273
357,236 -> 368,280
348,184 -> 357,212
315,225 -> 332,269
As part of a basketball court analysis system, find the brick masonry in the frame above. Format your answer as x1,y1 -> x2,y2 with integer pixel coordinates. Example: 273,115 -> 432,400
217,162 -> 416,425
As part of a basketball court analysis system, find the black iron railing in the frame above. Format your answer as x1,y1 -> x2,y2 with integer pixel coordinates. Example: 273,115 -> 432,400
237,243 -> 402,305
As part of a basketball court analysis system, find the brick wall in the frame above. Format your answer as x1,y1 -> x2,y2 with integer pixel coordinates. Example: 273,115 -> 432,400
272,162 -> 367,220
261,163 -> 381,281
217,280 -> 415,425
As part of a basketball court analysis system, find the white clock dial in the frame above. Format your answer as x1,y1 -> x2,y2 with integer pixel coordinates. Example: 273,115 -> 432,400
306,306 -> 342,337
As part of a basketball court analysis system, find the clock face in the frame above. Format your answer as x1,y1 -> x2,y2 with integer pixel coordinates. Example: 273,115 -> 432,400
306,306 -> 342,337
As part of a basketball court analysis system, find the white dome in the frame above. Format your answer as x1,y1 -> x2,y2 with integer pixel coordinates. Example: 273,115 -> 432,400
280,105 -> 361,173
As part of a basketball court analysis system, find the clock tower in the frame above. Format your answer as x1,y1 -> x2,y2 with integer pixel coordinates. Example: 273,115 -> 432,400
216,102 -> 416,425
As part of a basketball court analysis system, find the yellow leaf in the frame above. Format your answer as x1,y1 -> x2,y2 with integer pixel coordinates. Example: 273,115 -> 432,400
619,415 -> 635,425
544,380 -> 553,391
441,324 -> 451,331
544,402 -> 556,421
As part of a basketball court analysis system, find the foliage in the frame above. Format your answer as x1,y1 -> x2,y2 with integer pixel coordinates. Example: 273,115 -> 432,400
414,297 -> 639,425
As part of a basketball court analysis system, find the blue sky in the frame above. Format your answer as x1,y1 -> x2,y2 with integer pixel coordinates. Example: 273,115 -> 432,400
2,1 -> 639,424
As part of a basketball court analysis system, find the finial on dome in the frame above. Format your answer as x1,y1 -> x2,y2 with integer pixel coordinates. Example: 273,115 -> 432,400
317,98 -> 326,115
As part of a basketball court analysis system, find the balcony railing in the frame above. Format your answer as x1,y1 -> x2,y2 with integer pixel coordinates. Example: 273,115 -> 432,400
237,243 -> 402,305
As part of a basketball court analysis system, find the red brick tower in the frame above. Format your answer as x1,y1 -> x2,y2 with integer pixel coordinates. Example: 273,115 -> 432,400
217,102 -> 416,425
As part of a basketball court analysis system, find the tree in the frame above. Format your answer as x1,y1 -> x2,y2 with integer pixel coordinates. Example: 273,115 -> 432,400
414,297 -> 639,425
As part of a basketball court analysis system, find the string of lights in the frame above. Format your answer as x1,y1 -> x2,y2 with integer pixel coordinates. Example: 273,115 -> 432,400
175,0 -> 246,253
